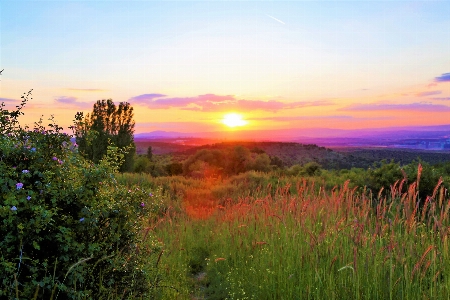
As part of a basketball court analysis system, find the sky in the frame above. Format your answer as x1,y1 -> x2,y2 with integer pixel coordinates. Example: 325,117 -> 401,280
1,0 -> 450,134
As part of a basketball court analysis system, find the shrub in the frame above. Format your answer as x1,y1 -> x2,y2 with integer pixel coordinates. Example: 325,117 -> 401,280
0,92 -> 161,299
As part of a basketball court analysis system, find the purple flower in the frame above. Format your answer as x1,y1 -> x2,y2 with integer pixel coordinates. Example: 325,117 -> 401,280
22,170 -> 29,174
30,148 -> 36,152
11,206 -> 17,211
27,196 -> 31,201
58,159 -> 63,164
140,202 -> 145,207
52,157 -> 58,161
16,183 -> 23,190
149,193 -> 153,197
79,218 -> 85,222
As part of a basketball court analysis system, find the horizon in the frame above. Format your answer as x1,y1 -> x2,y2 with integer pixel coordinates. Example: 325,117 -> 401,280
1,1 -> 450,134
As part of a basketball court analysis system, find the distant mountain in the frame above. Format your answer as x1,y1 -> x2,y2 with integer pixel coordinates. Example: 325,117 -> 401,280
134,131 -> 197,139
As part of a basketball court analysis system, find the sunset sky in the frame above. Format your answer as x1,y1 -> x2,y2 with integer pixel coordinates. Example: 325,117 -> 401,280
1,0 -> 450,134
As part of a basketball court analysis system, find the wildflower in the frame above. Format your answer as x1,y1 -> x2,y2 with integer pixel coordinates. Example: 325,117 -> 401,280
16,183 -> 23,190
11,206 -> 17,211
149,193 -> 153,197
73,142 -> 78,147
22,170 -> 29,174
30,147 -> 36,152
58,159 -> 63,164
52,156 -> 58,161
27,196 -> 31,201
140,202 -> 145,207
79,218 -> 85,222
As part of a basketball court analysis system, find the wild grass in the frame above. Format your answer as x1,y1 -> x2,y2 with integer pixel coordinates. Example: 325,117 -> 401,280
135,168 -> 450,299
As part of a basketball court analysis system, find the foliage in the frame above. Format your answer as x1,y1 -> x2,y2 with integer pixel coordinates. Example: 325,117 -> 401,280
146,146 -> 153,161
152,170 -> 450,299
182,146 -> 276,178
74,99 -> 136,172
0,93 -> 163,299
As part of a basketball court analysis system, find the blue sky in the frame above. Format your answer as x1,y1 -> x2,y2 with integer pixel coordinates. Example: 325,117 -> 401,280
1,0 -> 450,133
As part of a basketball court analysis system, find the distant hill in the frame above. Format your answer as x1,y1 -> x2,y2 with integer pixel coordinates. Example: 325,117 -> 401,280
134,124 -> 450,150
145,140 -> 450,170
169,142 -> 351,169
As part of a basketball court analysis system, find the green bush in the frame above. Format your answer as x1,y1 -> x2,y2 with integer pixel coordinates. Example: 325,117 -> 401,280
0,94 -> 162,299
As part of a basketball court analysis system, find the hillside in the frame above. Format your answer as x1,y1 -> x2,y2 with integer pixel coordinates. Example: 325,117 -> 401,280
150,140 -> 450,170
167,142 -> 355,169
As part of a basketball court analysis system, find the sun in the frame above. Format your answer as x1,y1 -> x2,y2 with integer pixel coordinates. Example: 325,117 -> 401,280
222,113 -> 248,128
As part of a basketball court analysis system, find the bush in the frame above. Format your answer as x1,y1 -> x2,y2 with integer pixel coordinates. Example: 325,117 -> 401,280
0,93 -> 162,299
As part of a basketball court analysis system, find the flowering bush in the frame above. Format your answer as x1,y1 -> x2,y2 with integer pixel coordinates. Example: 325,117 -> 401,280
0,91 -> 162,299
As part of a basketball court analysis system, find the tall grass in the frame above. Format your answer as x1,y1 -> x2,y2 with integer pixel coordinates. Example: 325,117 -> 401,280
142,168 -> 450,299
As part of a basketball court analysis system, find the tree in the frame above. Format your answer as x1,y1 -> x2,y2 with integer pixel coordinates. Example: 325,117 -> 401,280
147,145 -> 153,161
75,99 -> 136,172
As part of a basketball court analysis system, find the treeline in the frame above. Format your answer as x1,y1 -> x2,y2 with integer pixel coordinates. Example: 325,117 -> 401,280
131,145 -> 450,201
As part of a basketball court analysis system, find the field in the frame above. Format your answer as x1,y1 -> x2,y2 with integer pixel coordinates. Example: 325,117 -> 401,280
117,167 -> 450,299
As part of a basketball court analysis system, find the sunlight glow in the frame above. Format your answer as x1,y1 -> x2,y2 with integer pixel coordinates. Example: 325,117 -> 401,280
222,113 -> 248,128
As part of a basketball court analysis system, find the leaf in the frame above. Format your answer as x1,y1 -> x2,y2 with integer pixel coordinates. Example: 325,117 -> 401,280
33,241 -> 40,250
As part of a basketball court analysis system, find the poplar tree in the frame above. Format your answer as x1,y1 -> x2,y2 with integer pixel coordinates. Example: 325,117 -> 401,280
74,99 -> 135,172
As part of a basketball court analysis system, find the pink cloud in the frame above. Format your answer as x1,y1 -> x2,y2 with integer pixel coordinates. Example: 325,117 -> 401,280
432,97 -> 450,101
64,88 -> 107,92
249,115 -> 393,122
340,102 -> 450,112
415,90 -> 441,97
0,97 -> 18,103
54,96 -> 93,109
249,115 -> 354,121
130,93 -> 334,112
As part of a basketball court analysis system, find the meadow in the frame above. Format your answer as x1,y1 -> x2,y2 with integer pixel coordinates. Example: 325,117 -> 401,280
117,167 -> 450,299
2,97 -> 449,299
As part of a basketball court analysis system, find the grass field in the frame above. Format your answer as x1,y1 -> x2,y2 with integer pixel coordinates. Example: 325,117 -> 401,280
117,166 -> 450,300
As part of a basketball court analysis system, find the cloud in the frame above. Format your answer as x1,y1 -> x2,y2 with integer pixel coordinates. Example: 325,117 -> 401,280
64,88 -> 107,92
416,90 -> 441,97
129,93 -> 167,104
435,73 -> 450,82
0,97 -> 18,103
266,13 -> 285,25
340,102 -> 450,112
284,100 -> 334,109
249,115 -> 354,122
249,115 -> 392,122
54,96 -> 92,109
130,93 -> 333,112
431,97 -> 450,101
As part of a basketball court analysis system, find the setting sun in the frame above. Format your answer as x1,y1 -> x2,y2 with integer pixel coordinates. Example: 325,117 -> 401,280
222,113 -> 248,128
